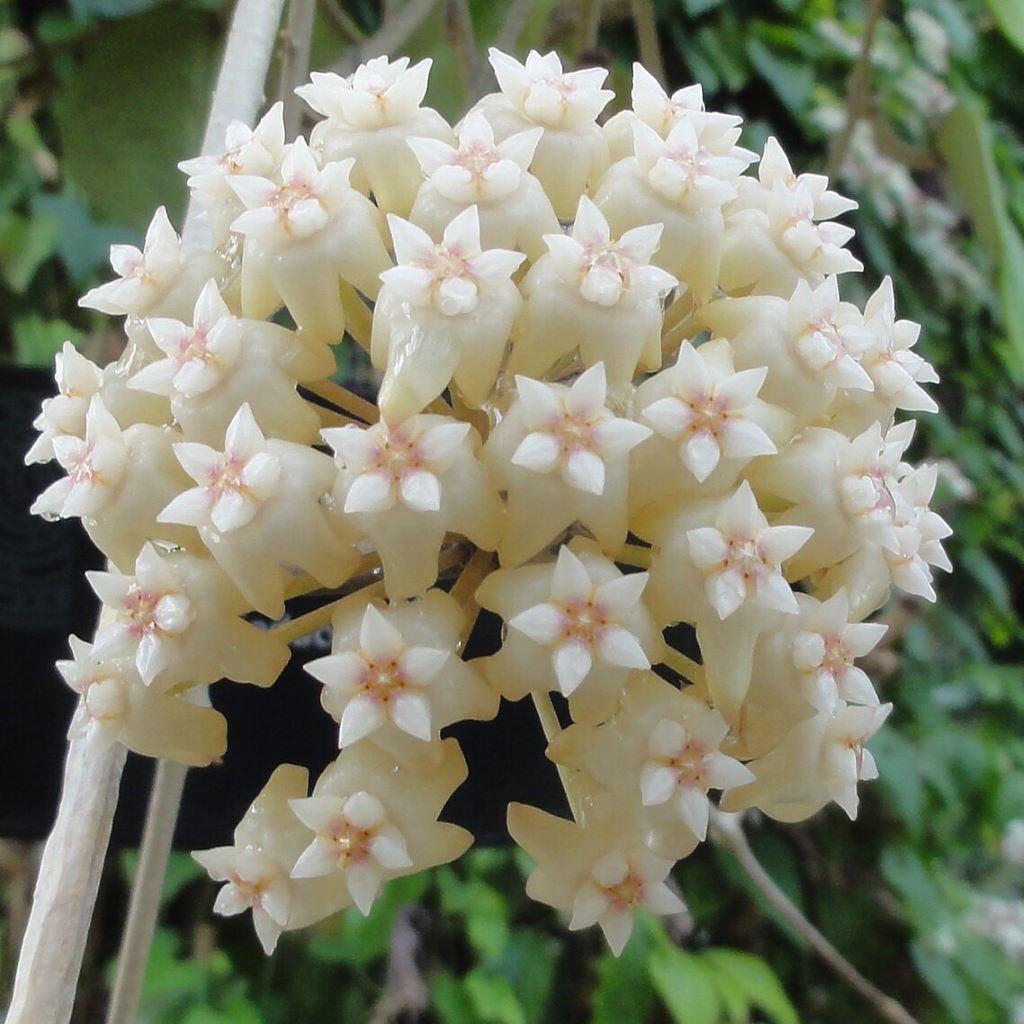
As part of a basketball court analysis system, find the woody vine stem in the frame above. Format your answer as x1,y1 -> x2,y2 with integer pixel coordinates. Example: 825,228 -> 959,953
8,1 -> 287,1021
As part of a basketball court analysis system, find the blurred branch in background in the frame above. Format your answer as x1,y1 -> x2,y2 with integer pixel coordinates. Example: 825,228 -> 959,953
278,0 -> 317,138
330,0 -> 444,76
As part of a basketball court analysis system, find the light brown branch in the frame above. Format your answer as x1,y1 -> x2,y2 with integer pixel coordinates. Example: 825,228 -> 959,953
278,0 -> 318,139
709,809 -> 920,1024
105,758 -> 190,1024
826,0 -> 885,181
331,0 -> 445,76
531,692 -> 583,822
630,0 -> 664,85
304,378 -> 380,423
317,0 -> 366,43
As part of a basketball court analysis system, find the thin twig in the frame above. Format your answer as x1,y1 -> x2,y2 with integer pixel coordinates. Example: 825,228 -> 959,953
340,282 -> 374,352
304,378 -> 380,422
531,692 -> 583,822
468,0 -> 531,99
8,4 -> 288,1023
617,542 -> 653,569
104,758 -> 190,1024
446,0 -> 478,96
317,0 -> 366,42
331,0 -> 445,77
826,0 -> 885,181
662,647 -> 705,686
630,0 -> 664,85
575,0 -> 604,57
7,676 -> 126,1024
709,809 -> 920,1024
278,0 -> 317,139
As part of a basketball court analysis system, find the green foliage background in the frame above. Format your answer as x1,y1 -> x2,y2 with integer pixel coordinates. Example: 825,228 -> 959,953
3,0 -> 1024,1021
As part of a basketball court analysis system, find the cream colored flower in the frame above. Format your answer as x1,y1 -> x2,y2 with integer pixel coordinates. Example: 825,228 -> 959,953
299,56 -> 453,217
288,740 -> 472,915
478,540 -> 663,723
508,797 -> 684,955
372,206 -> 524,419
87,543 -> 289,689
483,363 -> 651,565
194,766 -> 351,953
306,590 -> 496,750
475,48 -> 613,218
57,635 -> 226,765
510,196 -> 677,382
324,414 -> 501,599
161,403 -> 359,617
408,111 -> 558,260
229,139 -> 391,343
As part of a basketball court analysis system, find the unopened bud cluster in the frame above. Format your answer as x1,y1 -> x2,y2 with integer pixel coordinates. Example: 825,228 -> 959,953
29,51 -> 949,955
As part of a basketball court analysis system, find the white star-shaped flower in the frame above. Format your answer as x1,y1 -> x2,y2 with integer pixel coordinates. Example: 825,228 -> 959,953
510,363 -> 651,495
31,397 -> 128,520
194,846 -> 292,954
289,791 -> 413,915
229,140 -> 338,239
509,545 -> 651,696
836,422 -> 916,552
821,702 -> 892,818
860,276 -> 939,412
640,341 -> 777,482
687,482 -> 812,619
569,849 -> 684,956
79,207 -> 184,316
179,102 -> 285,201
307,604 -> 449,745
409,111 -> 542,205
25,342 -> 103,464
130,279 -> 241,398
629,63 -> 743,141
230,138 -> 355,245
325,417 -> 470,515
633,117 -> 752,212
56,636 -> 132,750
87,543 -> 193,684
381,206 -> 525,317
786,276 -> 875,390
297,56 -> 433,131
56,634 -> 227,764
488,48 -> 613,130
542,196 -> 677,308
160,403 -> 281,533
792,592 -> 887,709
640,714 -> 754,841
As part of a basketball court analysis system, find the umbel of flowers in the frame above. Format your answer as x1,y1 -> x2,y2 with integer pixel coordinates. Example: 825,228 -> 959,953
29,50 -> 949,956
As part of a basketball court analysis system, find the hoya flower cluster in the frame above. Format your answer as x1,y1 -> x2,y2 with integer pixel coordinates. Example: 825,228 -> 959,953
29,50 -> 949,956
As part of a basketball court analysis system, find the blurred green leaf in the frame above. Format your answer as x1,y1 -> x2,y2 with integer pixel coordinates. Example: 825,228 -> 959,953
430,971 -> 478,1024
464,968 -> 527,1024
33,191 -> 134,285
12,315 -> 82,367
491,929 -> 557,1020
911,941 -> 971,1021
1,209 -> 60,293
984,0 -> 1024,54
649,945 -> 721,1024
53,6 -> 218,229
937,100 -> 1024,382
307,872 -> 429,966
591,912 -> 656,1024
70,0 -> 167,19
745,37 -> 814,114
701,949 -> 800,1024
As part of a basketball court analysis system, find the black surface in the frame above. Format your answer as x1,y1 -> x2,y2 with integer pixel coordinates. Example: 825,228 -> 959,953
2,366 -> 565,849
